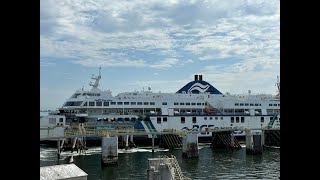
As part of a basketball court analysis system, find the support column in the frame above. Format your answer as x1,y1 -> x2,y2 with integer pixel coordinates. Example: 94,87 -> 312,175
152,135 -> 155,154
261,129 -> 265,147
57,139 -> 60,159
130,135 -> 133,143
101,136 -> 118,165
246,130 -> 263,155
182,133 -> 199,158
125,135 -> 129,150
231,133 -> 234,151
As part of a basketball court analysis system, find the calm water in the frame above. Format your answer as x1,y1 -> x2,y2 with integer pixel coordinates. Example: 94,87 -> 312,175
40,144 -> 280,179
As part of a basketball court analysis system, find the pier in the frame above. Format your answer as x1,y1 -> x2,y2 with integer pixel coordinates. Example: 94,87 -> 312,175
41,124 -> 280,165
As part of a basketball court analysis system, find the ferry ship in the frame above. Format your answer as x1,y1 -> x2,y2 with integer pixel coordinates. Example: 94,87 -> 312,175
42,67 -> 280,140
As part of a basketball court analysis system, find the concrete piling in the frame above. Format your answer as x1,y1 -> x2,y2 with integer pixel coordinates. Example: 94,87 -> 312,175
182,133 -> 199,158
101,136 -> 118,165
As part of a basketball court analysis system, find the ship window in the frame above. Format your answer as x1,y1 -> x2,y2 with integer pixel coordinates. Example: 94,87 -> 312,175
202,103 -> 205,105
131,117 -> 136,122
197,103 -> 201,105
220,117 -> 223,120
245,103 -> 249,106
49,118 -> 56,124
215,117 -> 218,120
204,117 -> 207,120
278,104 -> 280,106
240,103 -> 244,106
231,117 -> 234,123
163,117 -> 167,122
191,103 -> 196,105
210,117 -> 212,120
180,102 -> 185,105
137,102 -> 142,105
89,102 -> 95,106
235,103 -> 239,106
111,102 -> 116,105
261,117 -> 264,123
65,101 -> 83,106
236,117 -> 239,123
157,117 -> 161,124
96,102 -> 102,106
255,104 -> 259,106
250,104 -> 254,106
131,102 -> 136,105
144,102 -> 149,105
83,102 -> 87,106
103,102 -> 109,106
118,118 -> 123,122
162,102 -> 167,105
241,117 -> 244,123
144,117 -> 149,122
59,118 -> 63,122
205,103 -> 207,105
260,104 -> 262,106
104,118 -> 108,121
174,102 -> 179,105
71,93 -> 81,98
125,118 -> 130,121
192,117 -> 197,123
274,104 -> 277,106
150,102 -> 155,105
186,103 -> 190,105
181,117 -> 185,123
124,102 -> 129,105
117,102 -> 123,105
269,104 -> 272,106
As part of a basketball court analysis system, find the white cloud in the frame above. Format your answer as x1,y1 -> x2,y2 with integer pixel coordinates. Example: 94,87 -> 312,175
150,58 -> 179,69
41,0 -> 280,70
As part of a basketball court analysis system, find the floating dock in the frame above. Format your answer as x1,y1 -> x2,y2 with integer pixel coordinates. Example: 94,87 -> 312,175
40,164 -> 88,180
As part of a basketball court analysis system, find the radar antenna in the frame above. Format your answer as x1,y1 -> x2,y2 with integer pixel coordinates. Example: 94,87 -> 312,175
89,66 -> 102,90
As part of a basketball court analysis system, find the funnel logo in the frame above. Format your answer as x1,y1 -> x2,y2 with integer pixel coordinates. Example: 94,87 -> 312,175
188,83 -> 210,93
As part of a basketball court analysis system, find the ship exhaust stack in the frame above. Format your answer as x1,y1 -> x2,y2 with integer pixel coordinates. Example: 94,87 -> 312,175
194,75 -> 198,81
199,75 -> 203,81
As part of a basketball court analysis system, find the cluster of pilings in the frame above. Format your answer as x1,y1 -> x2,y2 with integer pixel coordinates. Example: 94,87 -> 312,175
210,129 -> 280,155
264,130 -> 280,147
118,135 -> 137,149
159,134 -> 182,149
57,136 -> 88,159
210,132 -> 242,150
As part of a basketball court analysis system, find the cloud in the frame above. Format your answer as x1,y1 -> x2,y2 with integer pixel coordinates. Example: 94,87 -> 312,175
150,58 -> 179,69
41,0 -> 279,71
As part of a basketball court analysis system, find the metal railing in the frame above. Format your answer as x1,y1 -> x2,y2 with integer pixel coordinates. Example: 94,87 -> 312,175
40,126 -> 280,140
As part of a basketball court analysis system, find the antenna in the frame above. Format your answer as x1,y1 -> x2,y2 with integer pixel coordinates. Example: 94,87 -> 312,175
89,67 -> 102,90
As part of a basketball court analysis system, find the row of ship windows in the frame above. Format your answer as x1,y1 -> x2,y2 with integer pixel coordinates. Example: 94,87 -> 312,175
155,116 -> 279,124
234,103 -> 280,106
67,101 -> 208,106
94,116 -> 279,124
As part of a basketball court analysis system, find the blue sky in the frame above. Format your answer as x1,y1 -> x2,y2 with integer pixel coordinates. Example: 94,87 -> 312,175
40,0 -> 280,110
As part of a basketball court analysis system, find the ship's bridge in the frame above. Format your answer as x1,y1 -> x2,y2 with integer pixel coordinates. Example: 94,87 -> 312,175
176,75 -> 222,94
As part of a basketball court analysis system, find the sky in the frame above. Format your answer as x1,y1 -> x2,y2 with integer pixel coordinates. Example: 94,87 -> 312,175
40,0 -> 280,110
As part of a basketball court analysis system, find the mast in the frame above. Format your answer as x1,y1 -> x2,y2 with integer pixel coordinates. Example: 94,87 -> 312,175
275,75 -> 280,98
89,66 -> 102,90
